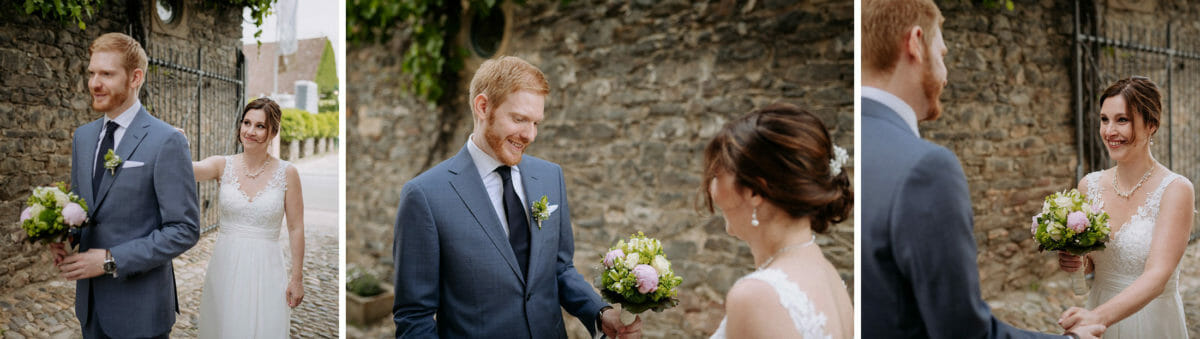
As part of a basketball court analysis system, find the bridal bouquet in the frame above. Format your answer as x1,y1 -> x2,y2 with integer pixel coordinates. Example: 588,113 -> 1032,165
1031,189 -> 1110,255
598,232 -> 683,314
19,182 -> 89,244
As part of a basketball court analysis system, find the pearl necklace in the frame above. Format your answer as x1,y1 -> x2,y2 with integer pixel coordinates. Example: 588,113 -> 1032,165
757,234 -> 817,270
243,156 -> 272,179
1112,165 -> 1154,199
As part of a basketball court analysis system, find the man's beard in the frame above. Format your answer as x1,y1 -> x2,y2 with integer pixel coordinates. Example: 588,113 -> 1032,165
92,85 -> 130,113
484,113 -> 522,166
920,51 -> 944,121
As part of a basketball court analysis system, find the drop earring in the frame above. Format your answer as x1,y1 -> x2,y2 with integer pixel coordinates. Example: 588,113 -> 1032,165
751,207 -> 760,227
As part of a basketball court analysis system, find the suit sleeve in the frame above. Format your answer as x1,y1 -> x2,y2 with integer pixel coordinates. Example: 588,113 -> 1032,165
552,166 -> 607,336
893,148 -> 1058,339
393,181 -> 440,338
109,130 -> 200,278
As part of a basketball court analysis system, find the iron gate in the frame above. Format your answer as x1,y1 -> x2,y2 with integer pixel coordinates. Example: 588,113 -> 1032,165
140,44 -> 245,233
1073,0 -> 1200,241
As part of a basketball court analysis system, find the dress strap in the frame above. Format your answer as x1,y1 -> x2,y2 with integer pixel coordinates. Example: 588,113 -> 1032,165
1085,170 -> 1104,209
220,155 -> 236,183
1144,172 -> 1180,219
740,269 -> 831,339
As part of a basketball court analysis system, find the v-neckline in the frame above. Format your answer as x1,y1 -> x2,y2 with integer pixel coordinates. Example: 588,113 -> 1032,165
1096,168 -> 1169,239
229,155 -> 277,204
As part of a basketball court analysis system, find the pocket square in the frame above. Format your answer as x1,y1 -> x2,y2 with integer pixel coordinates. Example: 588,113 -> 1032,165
122,161 -> 145,168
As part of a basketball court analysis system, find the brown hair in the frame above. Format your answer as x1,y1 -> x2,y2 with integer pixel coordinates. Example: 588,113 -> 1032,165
702,103 -> 853,233
1099,76 -> 1161,144
469,56 -> 550,113
89,32 -> 149,76
863,0 -> 944,74
238,98 -> 283,144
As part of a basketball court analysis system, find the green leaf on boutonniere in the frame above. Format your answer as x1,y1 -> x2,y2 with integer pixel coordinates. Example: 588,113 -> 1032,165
532,195 -> 550,230
103,149 -> 121,175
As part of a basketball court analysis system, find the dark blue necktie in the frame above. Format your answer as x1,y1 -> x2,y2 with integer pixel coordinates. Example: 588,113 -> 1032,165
93,121 -> 119,194
496,166 -> 530,277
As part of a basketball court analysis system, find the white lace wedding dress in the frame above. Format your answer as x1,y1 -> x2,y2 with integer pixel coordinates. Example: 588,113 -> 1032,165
710,268 -> 832,339
1084,170 -> 1188,338
198,156 -> 292,338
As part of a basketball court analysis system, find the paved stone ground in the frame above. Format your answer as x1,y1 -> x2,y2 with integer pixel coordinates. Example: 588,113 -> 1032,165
992,240 -> 1200,337
0,151 -> 339,338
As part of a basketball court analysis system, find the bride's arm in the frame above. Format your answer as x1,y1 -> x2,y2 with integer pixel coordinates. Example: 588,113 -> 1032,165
1061,179 -> 1193,329
283,164 -> 306,307
192,156 -> 225,182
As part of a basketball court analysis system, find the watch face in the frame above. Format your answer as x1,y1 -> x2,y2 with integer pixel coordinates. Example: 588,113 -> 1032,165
104,261 -> 116,272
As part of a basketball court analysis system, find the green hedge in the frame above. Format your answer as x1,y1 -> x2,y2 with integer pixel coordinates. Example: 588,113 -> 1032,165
281,109 -> 340,142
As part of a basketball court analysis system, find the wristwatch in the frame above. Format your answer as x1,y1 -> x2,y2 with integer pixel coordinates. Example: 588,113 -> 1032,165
103,249 -> 117,278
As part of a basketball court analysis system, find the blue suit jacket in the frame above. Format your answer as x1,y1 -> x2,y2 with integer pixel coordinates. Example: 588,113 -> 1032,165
69,108 -> 200,337
861,97 -> 1059,338
393,146 -> 607,338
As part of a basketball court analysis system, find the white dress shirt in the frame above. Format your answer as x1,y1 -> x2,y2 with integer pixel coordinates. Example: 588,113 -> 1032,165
93,100 -> 142,163
862,86 -> 920,137
467,135 -> 528,236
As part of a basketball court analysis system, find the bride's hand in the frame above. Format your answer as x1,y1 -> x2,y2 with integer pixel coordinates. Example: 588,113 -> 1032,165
1064,323 -> 1106,339
1057,252 -> 1084,272
286,278 -> 305,308
1059,306 -> 1106,333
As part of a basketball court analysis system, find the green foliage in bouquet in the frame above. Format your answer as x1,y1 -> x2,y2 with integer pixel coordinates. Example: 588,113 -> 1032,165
21,182 -> 88,244
1033,189 -> 1111,256
598,232 -> 683,314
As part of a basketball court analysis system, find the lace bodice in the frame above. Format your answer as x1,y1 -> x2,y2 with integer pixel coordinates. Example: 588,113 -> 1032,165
710,269 -> 832,339
1084,170 -> 1182,288
217,155 -> 289,239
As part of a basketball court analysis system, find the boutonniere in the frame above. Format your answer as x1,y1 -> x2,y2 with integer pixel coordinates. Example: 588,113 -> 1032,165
103,149 -> 121,175
531,195 -> 558,230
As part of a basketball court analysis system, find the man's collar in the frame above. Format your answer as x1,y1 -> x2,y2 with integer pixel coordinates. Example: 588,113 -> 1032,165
862,86 -> 919,136
466,134 -> 518,179
104,99 -> 142,129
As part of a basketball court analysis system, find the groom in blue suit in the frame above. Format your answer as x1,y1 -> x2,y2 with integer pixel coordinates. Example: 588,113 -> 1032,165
53,33 -> 199,338
393,56 -> 639,338
860,1 -> 1102,338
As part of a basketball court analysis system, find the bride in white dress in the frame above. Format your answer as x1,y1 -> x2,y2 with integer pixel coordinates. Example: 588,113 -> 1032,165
190,98 -> 306,338
1058,77 -> 1192,338
702,104 -> 853,339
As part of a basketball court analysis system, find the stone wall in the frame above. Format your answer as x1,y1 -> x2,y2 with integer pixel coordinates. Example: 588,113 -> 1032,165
927,0 -> 1200,330
347,0 -> 852,337
0,0 -> 242,293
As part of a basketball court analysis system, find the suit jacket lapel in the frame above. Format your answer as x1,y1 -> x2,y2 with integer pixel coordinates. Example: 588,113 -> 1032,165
520,164 -> 548,281
446,147 -> 526,285
79,120 -> 102,205
95,108 -> 150,208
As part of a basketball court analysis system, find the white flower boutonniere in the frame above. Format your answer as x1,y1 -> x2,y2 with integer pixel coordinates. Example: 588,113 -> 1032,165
531,195 -> 558,230
103,149 -> 121,175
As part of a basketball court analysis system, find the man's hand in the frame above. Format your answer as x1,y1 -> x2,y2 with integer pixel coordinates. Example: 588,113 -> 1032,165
59,248 -> 107,280
48,242 -> 69,265
1065,323 -> 1106,339
599,307 -> 642,339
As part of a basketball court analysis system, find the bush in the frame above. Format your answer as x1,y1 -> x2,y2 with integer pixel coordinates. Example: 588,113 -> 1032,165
282,109 -> 339,142
347,268 -> 384,297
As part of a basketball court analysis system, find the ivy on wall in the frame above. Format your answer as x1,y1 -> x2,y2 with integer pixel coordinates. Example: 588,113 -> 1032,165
17,0 -> 274,36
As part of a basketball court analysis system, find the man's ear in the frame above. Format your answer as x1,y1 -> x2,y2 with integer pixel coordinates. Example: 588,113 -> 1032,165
129,68 -> 145,91
904,26 -> 926,65
472,94 -> 489,121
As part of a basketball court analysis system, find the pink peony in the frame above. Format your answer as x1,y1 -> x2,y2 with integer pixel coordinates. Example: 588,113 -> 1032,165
1066,211 -> 1087,233
604,249 -> 625,268
19,207 -> 33,223
632,264 -> 659,294
62,203 -> 87,226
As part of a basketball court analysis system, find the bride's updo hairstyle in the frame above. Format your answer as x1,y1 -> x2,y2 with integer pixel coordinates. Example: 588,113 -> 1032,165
701,103 -> 853,233
237,97 -> 283,144
1099,76 -> 1162,145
